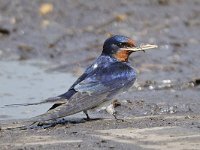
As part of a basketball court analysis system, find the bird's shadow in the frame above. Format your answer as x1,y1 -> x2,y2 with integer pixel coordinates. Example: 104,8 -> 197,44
19,117 -> 103,130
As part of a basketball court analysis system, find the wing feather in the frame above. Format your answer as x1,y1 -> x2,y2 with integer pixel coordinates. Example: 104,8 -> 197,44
30,62 -> 136,122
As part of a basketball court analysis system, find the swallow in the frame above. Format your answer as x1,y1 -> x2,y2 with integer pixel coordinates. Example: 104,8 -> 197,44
28,35 -> 157,123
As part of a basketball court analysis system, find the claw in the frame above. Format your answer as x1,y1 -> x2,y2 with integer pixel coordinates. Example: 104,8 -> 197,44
112,112 -> 124,122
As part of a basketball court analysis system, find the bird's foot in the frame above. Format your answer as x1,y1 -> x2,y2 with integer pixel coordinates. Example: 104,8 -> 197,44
83,118 -> 90,121
112,112 -> 125,122
83,116 -> 91,121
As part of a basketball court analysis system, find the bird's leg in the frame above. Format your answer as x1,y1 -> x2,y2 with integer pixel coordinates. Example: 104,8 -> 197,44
106,100 -> 124,122
106,104 -> 122,121
83,110 -> 91,120
112,111 -> 118,120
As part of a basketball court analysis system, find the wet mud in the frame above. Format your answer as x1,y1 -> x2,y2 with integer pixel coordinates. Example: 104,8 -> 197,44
0,0 -> 200,149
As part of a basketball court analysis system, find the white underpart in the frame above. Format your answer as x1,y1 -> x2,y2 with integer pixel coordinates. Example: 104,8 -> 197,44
90,99 -> 112,112
106,103 -> 116,115
93,63 -> 98,69
90,100 -> 116,116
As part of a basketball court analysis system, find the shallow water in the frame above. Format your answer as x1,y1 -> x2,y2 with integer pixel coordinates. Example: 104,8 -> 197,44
0,61 -> 76,120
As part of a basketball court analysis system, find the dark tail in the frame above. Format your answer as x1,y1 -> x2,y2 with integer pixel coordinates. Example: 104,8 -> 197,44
4,96 -> 66,107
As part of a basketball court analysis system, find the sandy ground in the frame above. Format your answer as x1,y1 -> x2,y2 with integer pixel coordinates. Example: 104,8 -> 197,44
0,0 -> 200,149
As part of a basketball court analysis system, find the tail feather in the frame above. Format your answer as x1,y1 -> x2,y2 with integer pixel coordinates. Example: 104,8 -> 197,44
4,96 -> 67,107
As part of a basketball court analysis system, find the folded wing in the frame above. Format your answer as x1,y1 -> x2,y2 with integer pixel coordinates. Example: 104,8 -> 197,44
30,62 -> 136,122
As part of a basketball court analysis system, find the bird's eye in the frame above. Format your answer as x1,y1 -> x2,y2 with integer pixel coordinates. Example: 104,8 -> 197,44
117,43 -> 122,46
117,43 -> 127,48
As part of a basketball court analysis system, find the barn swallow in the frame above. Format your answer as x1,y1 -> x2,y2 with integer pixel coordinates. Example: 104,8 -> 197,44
29,35 -> 157,123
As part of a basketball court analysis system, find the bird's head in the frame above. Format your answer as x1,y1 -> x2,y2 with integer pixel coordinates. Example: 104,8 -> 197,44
102,35 -> 157,62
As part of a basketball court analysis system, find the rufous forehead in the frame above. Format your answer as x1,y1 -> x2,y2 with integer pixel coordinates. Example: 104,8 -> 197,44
128,39 -> 136,47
